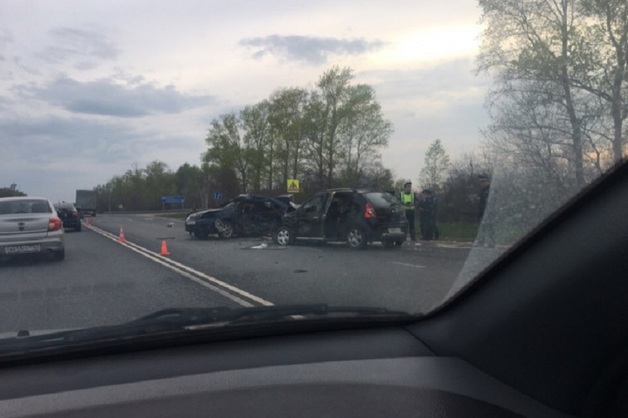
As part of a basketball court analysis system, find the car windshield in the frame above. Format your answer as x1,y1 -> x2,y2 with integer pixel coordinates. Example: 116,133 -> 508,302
1,1 -> 626,346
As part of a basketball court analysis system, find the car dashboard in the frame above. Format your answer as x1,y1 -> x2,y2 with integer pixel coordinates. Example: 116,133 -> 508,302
0,327 -> 570,418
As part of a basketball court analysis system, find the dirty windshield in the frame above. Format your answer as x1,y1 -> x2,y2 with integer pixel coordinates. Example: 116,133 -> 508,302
0,0 -> 626,340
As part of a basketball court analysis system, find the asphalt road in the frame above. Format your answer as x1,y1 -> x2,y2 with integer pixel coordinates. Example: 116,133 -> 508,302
0,213 -> 475,334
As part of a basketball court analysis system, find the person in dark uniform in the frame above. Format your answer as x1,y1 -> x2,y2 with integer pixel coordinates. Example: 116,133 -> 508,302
399,181 -> 417,241
418,189 -> 438,240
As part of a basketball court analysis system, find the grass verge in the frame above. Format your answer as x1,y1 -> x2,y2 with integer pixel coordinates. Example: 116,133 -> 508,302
435,222 -> 479,242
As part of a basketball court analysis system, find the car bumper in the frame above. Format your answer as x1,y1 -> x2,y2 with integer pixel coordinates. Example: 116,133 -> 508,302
0,235 -> 65,256
61,220 -> 81,228
367,225 -> 408,242
185,222 -> 217,234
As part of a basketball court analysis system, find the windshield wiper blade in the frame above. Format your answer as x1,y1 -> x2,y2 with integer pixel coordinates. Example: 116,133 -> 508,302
0,304 -> 411,357
134,304 -> 405,327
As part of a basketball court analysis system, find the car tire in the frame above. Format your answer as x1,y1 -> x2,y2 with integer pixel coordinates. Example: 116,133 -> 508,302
76,224 -> 82,232
53,249 -> 65,261
275,226 -> 294,246
217,220 -> 235,239
347,227 -> 367,250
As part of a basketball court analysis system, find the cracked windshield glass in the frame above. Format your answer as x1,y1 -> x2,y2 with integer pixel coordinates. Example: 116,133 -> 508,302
1,0 -> 626,335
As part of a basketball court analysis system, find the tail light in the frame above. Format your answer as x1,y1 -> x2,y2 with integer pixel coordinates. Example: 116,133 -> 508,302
364,202 -> 376,219
48,217 -> 62,232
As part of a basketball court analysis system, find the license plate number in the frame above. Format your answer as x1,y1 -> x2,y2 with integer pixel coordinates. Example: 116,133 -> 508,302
5,244 -> 41,254
388,228 -> 402,234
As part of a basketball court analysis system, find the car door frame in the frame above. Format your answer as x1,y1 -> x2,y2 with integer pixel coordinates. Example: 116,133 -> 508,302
295,192 -> 328,239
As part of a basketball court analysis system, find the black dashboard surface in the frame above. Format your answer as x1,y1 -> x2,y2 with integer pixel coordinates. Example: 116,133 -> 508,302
0,327 -> 572,418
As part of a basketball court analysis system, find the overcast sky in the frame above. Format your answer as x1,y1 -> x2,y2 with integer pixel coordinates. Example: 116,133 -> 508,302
0,0 -> 489,202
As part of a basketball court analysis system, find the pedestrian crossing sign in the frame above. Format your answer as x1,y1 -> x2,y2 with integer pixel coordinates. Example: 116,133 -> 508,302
287,179 -> 300,193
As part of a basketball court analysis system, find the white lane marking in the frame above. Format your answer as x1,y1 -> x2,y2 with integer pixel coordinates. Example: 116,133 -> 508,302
86,224 -> 274,308
390,261 -> 426,269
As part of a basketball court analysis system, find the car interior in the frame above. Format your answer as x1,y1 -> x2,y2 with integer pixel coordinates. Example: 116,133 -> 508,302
324,193 -> 352,238
0,162 -> 626,417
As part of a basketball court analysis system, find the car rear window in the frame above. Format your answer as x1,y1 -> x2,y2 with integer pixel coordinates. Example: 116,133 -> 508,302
0,200 -> 51,214
364,192 -> 400,208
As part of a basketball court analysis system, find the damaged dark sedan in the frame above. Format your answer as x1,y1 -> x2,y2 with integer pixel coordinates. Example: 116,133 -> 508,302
274,189 -> 408,249
185,195 -> 288,239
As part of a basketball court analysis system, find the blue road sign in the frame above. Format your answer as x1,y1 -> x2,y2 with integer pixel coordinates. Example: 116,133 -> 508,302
214,192 -> 222,201
161,195 -> 185,203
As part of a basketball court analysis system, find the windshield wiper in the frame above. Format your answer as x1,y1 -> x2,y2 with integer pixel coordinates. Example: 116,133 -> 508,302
134,304 -> 405,327
0,304 -> 412,358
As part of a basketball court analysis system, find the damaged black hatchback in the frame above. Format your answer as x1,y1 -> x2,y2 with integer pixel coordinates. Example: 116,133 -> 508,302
275,189 -> 408,249
185,195 -> 288,239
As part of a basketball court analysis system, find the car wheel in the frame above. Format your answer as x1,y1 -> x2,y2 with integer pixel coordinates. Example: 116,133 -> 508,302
53,249 -> 65,261
217,220 -> 235,239
275,226 -> 294,246
76,224 -> 82,232
347,227 -> 367,249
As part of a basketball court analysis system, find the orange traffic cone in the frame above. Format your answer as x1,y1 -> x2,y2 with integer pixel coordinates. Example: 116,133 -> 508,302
160,240 -> 170,256
118,226 -> 126,243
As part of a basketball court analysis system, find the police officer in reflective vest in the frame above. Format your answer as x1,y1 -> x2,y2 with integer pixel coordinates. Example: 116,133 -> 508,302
400,181 -> 417,241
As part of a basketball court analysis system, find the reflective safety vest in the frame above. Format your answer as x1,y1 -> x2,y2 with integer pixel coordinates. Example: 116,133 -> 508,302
400,192 -> 415,210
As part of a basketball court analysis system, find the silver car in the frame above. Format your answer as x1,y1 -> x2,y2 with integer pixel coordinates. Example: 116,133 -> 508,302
0,197 -> 65,261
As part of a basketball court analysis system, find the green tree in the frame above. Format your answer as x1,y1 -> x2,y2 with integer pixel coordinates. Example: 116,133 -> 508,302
204,113 -> 253,193
175,163 -> 205,208
419,139 -> 450,192
338,84 -> 392,186
241,101 -> 272,193
144,161 -> 176,209
201,66 -> 394,193
0,184 -> 26,198
268,88 -> 308,188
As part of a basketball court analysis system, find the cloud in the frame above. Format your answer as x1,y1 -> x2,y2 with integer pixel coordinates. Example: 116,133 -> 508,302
362,58 -> 489,101
39,27 -> 119,67
239,35 -> 384,65
0,116 -> 139,164
27,76 -> 214,117
362,58 -> 490,177
0,30 -> 13,62
0,114 -> 205,201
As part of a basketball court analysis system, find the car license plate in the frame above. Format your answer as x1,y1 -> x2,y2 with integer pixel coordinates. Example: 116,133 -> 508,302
186,220 -> 196,225
5,244 -> 41,254
388,228 -> 402,234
